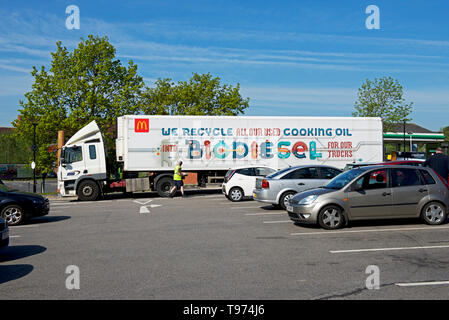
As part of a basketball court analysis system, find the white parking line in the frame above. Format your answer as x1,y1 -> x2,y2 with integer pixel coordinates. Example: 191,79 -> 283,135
245,212 -> 286,216
395,280 -> 449,287
263,220 -> 292,224
10,235 -> 21,238
230,206 -> 262,209
10,225 -> 38,228
330,245 -> 449,254
291,225 -> 449,236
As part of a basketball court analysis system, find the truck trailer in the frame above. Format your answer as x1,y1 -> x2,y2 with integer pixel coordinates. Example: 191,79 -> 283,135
57,115 -> 383,200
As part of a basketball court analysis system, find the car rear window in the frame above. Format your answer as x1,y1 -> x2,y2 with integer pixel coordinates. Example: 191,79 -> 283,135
320,167 -> 342,179
255,167 -> 275,177
419,170 -> 436,185
236,168 -> 255,176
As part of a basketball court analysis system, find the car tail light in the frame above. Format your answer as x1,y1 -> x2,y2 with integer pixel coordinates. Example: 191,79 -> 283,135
261,179 -> 270,189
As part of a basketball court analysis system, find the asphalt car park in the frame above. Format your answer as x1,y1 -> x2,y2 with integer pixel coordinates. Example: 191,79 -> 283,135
1,189 -> 449,300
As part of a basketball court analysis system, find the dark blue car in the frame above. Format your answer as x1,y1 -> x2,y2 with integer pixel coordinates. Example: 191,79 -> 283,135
0,217 -> 9,249
0,183 -> 50,226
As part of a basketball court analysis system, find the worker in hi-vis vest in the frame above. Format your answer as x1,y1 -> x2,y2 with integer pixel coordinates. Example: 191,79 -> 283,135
169,161 -> 187,198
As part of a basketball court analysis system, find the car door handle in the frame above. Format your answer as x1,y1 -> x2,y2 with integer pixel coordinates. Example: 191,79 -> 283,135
419,188 -> 427,193
382,192 -> 391,196
298,183 -> 305,186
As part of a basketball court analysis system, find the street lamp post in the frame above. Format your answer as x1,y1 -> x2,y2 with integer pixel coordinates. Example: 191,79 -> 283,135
403,121 -> 406,153
32,123 -> 37,193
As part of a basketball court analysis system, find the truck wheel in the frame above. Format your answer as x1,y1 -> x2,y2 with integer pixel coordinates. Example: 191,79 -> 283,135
77,180 -> 100,201
157,177 -> 174,197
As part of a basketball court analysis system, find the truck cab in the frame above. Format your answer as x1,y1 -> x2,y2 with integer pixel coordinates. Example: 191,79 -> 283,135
58,121 -> 107,200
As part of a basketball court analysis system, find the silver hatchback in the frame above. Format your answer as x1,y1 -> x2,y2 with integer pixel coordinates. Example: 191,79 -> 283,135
287,165 -> 449,229
252,165 -> 342,209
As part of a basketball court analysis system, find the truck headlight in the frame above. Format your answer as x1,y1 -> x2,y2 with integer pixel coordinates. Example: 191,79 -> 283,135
298,195 -> 318,205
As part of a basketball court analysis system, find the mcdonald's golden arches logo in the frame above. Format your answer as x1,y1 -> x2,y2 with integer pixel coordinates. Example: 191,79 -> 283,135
135,119 -> 149,133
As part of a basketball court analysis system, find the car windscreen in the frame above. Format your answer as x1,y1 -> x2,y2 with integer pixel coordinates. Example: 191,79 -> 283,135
266,167 -> 293,179
324,169 -> 364,190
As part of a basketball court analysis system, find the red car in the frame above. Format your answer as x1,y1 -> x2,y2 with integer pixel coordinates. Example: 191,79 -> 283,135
379,160 -> 424,166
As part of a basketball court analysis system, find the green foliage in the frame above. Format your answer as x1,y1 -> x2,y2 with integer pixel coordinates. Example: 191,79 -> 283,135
353,77 -> 413,132
14,35 -> 146,173
14,36 -> 250,173
442,126 -> 449,141
141,73 -> 249,116
0,132 -> 30,164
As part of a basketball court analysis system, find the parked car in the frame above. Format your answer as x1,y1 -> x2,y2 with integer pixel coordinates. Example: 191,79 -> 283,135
0,183 -> 50,226
287,165 -> 449,230
252,165 -> 342,209
380,160 -> 424,166
0,217 -> 9,249
223,166 -> 276,201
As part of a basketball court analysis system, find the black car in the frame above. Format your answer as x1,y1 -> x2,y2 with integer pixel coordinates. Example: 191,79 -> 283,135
0,183 -> 50,226
0,217 -> 9,249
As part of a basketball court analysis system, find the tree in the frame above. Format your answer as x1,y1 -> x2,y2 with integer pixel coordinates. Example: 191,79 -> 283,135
13,35 -> 146,173
141,73 -> 249,116
352,77 -> 413,132
0,132 -> 29,164
442,126 -> 449,142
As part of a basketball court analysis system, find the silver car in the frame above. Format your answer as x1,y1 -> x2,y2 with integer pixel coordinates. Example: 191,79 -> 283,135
287,165 -> 449,230
252,165 -> 342,209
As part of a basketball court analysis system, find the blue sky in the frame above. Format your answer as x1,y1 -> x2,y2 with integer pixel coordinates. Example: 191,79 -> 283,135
0,0 -> 448,130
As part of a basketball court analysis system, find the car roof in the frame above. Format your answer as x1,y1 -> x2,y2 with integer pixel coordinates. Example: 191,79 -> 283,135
227,165 -> 275,170
352,164 -> 430,171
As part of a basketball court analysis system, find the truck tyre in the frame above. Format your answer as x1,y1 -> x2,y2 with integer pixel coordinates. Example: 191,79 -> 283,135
77,180 -> 100,201
156,177 -> 174,197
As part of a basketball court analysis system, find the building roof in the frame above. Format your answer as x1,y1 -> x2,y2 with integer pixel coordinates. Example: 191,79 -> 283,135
0,127 -> 14,135
389,123 -> 438,134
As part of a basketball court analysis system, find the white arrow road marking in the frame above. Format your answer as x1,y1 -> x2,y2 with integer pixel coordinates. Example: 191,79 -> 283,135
140,206 -> 150,214
134,200 -> 153,206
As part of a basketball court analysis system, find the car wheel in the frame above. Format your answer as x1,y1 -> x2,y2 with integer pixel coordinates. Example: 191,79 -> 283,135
77,180 -> 100,201
156,177 -> 174,197
318,205 -> 344,230
421,202 -> 447,225
229,187 -> 244,202
279,191 -> 296,210
1,204 -> 25,226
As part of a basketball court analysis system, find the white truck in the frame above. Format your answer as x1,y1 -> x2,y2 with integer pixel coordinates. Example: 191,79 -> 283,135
58,115 -> 383,200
